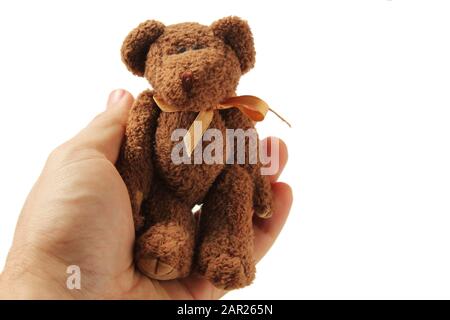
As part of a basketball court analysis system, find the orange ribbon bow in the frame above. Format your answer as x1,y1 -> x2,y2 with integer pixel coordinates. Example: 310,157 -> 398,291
153,95 -> 290,156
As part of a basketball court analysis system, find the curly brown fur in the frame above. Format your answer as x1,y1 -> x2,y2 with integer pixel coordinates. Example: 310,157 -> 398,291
117,16 -> 272,289
154,110 -> 225,205
145,22 -> 242,112
221,108 -> 273,218
196,165 -> 255,289
136,176 -> 196,279
116,89 -> 159,231
121,20 -> 166,77
211,16 -> 256,74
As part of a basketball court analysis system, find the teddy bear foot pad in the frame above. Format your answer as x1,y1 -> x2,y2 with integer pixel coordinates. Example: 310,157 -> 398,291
137,256 -> 180,280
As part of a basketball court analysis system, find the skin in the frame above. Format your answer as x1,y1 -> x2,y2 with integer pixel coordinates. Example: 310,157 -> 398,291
0,89 -> 292,299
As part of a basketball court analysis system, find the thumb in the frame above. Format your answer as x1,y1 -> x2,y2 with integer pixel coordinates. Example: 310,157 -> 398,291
65,89 -> 134,163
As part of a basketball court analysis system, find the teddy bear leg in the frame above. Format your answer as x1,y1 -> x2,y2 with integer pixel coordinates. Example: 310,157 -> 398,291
196,165 -> 255,289
135,185 -> 196,280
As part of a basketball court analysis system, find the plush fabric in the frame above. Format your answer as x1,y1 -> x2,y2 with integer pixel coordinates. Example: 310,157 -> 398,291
116,16 -> 272,289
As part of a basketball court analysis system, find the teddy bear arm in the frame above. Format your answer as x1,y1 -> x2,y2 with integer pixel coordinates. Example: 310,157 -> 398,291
220,109 -> 273,218
116,90 -> 160,230
251,172 -> 273,218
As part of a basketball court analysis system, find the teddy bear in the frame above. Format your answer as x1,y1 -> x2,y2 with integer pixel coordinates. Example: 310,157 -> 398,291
116,16 -> 273,289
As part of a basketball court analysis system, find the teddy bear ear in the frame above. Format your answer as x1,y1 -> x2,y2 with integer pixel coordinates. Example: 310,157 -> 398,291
121,20 -> 165,77
211,16 -> 256,74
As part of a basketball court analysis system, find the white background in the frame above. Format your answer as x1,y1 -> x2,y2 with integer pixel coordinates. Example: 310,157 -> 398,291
1,0 -> 450,299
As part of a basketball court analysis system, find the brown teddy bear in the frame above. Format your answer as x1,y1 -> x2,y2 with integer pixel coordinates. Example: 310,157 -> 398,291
116,16 -> 273,289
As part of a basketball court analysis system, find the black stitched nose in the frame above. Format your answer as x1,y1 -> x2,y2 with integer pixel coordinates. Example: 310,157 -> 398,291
180,71 -> 193,92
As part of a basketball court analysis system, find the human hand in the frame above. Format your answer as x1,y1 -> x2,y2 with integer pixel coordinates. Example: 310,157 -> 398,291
0,89 -> 292,299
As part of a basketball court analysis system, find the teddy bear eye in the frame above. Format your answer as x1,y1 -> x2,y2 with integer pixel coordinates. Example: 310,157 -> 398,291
176,46 -> 187,54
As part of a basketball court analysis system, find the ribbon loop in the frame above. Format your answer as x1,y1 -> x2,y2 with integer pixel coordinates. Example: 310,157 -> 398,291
217,95 -> 269,122
153,95 -> 290,156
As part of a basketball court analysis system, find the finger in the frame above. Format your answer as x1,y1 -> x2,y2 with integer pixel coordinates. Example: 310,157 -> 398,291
253,182 -> 293,262
260,137 -> 288,183
66,89 -> 134,163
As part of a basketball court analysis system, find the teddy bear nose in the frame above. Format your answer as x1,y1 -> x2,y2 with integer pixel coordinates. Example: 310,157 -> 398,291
180,71 -> 194,92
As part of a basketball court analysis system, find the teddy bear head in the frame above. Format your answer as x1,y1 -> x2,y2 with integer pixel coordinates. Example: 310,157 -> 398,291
121,16 -> 255,112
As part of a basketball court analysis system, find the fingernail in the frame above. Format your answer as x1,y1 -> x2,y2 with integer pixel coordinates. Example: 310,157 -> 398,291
107,89 -> 126,108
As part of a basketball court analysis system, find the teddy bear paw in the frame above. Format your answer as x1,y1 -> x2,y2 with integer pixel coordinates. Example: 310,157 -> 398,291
201,254 -> 255,290
135,222 -> 194,280
136,256 -> 180,280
